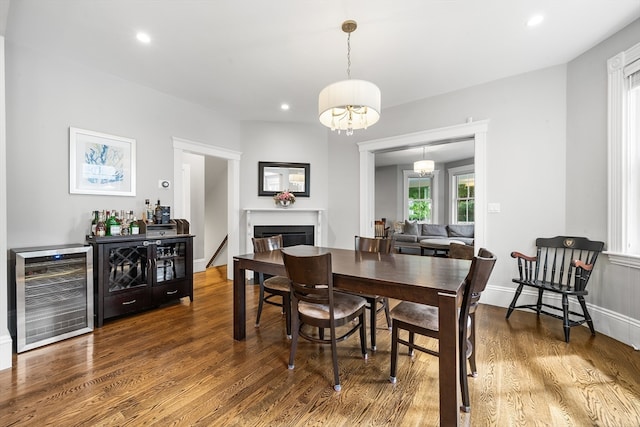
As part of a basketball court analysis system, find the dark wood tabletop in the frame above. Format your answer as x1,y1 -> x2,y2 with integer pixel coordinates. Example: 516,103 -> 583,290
232,245 -> 471,426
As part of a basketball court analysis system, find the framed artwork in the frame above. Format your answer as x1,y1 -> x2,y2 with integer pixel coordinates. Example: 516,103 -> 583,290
69,127 -> 136,196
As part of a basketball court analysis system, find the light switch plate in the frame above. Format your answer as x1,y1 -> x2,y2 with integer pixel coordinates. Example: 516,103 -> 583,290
488,202 -> 501,213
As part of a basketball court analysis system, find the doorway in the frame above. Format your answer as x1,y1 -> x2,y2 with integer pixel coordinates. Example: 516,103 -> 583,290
357,120 -> 489,252
172,137 -> 241,279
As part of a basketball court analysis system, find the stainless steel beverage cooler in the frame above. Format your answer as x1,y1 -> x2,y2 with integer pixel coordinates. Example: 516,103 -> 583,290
9,245 -> 94,353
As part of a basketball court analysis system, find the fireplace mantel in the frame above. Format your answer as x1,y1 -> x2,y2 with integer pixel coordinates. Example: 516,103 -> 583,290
243,208 -> 325,253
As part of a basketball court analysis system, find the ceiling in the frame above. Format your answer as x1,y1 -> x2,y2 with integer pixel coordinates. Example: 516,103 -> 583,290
1,0 -> 639,166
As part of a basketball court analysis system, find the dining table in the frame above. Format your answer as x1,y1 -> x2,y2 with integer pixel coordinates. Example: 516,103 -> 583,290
232,245 -> 471,426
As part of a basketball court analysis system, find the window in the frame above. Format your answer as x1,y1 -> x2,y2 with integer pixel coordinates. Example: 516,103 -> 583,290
455,173 -> 475,223
408,176 -> 432,222
449,166 -> 475,224
607,41 -> 640,268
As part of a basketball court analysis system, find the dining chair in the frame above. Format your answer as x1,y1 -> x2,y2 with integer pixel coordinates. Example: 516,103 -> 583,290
506,236 -> 605,342
448,242 -> 474,260
354,235 -> 393,351
448,242 -> 478,375
389,248 -> 496,413
252,234 -> 292,338
281,249 -> 368,391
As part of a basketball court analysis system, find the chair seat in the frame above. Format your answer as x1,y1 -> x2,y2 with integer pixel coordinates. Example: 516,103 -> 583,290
299,293 -> 367,320
512,279 -> 588,295
264,275 -> 290,292
391,302 -> 471,334
390,302 -> 439,331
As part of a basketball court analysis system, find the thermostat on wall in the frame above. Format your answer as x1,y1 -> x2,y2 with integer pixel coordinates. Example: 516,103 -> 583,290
159,180 -> 171,189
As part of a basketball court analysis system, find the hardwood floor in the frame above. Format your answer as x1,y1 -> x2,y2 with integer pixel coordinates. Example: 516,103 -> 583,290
1,266 -> 639,426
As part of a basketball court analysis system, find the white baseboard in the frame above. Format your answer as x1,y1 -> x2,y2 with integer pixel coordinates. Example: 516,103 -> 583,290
482,284 -> 640,350
193,258 -> 206,273
0,331 -> 13,371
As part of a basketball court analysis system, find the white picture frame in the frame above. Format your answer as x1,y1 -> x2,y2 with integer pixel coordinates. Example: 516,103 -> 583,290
69,127 -> 136,196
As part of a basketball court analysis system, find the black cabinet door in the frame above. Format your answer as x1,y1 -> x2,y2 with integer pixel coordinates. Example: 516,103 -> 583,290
105,242 -> 150,293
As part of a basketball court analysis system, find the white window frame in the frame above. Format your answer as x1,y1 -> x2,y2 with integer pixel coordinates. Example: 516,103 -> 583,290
449,165 -> 475,224
607,41 -> 640,269
403,169 -> 440,224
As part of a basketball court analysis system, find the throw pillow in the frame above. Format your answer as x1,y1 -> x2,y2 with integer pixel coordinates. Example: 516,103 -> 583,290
404,220 -> 419,235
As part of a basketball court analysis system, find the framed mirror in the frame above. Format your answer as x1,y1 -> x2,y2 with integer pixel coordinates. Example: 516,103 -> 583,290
258,161 -> 310,197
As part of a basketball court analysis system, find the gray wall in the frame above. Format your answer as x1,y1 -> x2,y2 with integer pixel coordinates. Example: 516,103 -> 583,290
5,42 -> 240,249
566,18 -> 640,342
374,165 -> 398,224
331,64 -> 568,288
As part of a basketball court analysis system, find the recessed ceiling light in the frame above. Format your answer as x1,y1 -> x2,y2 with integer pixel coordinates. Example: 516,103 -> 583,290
136,32 -> 151,44
526,15 -> 544,27
280,103 -> 290,111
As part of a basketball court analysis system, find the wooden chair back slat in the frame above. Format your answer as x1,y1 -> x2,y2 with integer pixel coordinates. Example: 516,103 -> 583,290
252,234 -> 283,253
354,236 -> 392,254
281,251 -> 334,307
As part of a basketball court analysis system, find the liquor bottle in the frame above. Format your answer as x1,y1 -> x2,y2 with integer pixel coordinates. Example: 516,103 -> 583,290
90,210 -> 99,236
130,215 -> 140,235
95,211 -> 106,237
105,211 -> 112,236
155,199 -> 162,224
106,210 -> 121,236
145,199 -> 154,224
120,210 -> 130,235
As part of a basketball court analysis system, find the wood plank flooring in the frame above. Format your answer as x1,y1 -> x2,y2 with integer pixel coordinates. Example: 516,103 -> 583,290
1,265 -> 639,426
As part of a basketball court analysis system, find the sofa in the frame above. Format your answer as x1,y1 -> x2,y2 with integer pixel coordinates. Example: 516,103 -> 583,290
392,221 -> 474,253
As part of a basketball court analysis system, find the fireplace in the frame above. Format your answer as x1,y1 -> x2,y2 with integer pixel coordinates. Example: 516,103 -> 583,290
253,225 -> 315,247
252,225 -> 314,283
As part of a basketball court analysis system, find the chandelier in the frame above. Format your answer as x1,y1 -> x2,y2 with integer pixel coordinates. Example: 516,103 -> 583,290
318,20 -> 381,136
414,146 -> 434,176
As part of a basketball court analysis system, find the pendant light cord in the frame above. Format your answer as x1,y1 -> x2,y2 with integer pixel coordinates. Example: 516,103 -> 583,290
346,32 -> 351,79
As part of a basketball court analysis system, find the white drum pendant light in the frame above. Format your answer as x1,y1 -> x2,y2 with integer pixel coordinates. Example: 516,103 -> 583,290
414,147 -> 434,176
319,20 -> 381,136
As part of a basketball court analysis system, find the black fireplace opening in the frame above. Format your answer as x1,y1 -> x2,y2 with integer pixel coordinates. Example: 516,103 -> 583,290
252,225 -> 314,283
254,225 -> 314,247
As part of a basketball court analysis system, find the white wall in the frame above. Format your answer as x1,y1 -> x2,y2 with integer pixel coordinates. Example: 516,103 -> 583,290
182,152 -> 205,261
566,18 -> 640,347
239,121 -> 328,254
0,35 -> 11,370
205,156 -> 228,267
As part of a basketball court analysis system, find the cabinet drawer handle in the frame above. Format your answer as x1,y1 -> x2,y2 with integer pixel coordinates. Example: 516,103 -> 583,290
122,299 -> 137,305
166,290 -> 178,295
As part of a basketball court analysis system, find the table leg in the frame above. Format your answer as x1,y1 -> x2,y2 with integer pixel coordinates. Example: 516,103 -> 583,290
233,259 -> 246,340
438,291 -> 460,426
